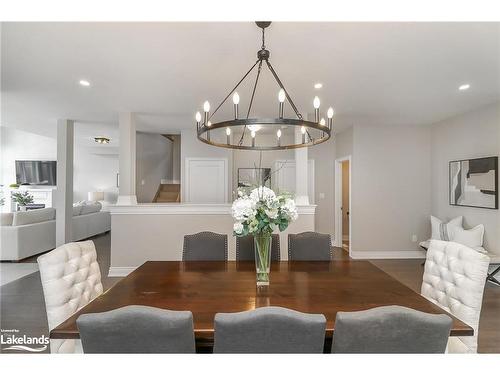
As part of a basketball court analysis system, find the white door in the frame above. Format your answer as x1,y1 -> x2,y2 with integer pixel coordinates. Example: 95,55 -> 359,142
185,158 -> 228,203
274,160 -> 315,204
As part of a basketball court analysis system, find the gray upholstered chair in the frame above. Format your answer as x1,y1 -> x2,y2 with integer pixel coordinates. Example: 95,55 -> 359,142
236,234 -> 281,261
76,305 -> 196,353
182,231 -> 228,261
331,305 -> 452,353
214,306 -> 326,353
288,232 -> 332,261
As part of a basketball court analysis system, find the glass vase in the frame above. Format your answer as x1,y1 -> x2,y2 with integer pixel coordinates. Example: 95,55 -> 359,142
254,233 -> 272,287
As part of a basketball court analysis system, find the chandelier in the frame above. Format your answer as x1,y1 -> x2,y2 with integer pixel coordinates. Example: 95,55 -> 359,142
195,22 -> 334,151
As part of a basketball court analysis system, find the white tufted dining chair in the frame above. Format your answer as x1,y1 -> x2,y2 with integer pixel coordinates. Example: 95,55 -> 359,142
421,240 -> 490,353
37,240 -> 103,353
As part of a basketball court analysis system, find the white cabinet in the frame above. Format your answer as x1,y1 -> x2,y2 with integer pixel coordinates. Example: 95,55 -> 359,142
184,158 -> 228,203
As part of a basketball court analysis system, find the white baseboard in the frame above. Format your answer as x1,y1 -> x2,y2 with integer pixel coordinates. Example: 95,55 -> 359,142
350,250 -> 426,259
108,266 -> 136,277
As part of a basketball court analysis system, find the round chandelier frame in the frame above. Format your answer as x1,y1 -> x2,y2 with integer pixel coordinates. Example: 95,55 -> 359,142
195,21 -> 334,151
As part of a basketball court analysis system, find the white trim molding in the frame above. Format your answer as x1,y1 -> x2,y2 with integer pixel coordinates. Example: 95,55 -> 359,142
350,250 -> 426,259
108,266 -> 136,277
110,203 -> 316,216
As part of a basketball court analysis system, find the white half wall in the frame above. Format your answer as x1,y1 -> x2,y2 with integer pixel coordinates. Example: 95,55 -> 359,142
431,101 -> 500,256
109,204 -> 316,275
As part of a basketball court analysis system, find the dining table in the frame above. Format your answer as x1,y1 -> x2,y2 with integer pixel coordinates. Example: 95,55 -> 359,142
51,260 -> 473,352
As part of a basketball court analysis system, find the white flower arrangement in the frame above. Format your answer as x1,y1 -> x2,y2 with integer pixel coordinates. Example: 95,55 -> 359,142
231,186 -> 298,236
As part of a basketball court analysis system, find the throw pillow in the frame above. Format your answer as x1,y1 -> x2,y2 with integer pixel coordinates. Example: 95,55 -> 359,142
453,224 -> 485,250
430,215 -> 463,241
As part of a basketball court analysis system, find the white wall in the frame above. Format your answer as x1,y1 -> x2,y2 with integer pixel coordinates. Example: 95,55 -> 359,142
136,132 -> 172,203
350,124 -> 432,256
1,126 -> 119,204
431,101 -> 500,255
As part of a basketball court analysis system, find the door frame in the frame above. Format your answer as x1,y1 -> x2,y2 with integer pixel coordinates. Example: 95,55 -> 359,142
334,155 -> 352,255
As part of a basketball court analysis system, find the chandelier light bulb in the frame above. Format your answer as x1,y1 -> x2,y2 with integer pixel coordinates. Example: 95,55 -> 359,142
226,127 -> 231,136
203,101 -> 210,112
320,118 -> 326,126
277,129 -> 282,138
207,121 -> 212,127
301,126 -> 306,134
251,130 -> 256,138
313,96 -> 320,109
233,92 -> 240,105
195,112 -> 202,122
327,107 -> 334,119
278,89 -> 286,103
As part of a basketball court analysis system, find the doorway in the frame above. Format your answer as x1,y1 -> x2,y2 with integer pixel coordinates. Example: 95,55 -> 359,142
334,156 -> 352,255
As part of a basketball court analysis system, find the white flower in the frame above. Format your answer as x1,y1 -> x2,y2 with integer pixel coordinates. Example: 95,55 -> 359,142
250,186 -> 278,209
231,197 -> 256,222
265,208 -> 279,219
282,198 -> 298,221
250,186 -> 276,202
233,222 -> 244,234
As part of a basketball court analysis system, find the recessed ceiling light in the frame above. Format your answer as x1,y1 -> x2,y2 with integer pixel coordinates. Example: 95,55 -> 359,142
314,83 -> 323,89
459,84 -> 470,91
79,80 -> 91,87
94,137 -> 110,144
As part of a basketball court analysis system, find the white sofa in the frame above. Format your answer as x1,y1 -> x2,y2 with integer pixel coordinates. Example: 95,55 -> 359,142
1,203 -> 110,261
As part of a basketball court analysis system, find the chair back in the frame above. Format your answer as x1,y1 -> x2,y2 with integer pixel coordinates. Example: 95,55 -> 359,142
332,305 -> 452,353
77,305 -> 195,353
288,232 -> 331,261
236,234 -> 281,261
37,240 -> 103,353
421,240 -> 489,353
182,231 -> 228,261
214,306 -> 326,353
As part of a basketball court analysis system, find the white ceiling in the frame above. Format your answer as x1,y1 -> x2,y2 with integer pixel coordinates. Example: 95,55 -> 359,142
2,22 -> 499,139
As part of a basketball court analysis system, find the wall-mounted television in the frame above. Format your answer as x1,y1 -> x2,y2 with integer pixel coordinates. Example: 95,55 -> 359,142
15,160 -> 57,186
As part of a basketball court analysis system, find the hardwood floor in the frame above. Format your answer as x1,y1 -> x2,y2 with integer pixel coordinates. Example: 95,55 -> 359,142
1,234 -> 499,353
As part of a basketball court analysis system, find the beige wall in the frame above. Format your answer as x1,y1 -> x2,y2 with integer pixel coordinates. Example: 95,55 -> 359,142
231,137 -> 294,196
308,136 -> 335,236
136,132 -> 172,203
431,101 -> 500,255
350,124 -> 432,256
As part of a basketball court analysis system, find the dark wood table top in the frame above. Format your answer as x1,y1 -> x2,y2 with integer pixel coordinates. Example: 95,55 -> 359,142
51,260 -> 473,340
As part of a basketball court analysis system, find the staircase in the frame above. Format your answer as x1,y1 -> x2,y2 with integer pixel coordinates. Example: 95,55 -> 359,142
153,184 -> 181,203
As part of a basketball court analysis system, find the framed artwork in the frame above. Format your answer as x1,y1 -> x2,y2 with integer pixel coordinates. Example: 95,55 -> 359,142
449,156 -> 498,209
238,168 -> 272,188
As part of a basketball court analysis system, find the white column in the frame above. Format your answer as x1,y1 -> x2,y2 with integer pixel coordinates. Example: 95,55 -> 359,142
116,112 -> 137,205
56,119 -> 74,246
295,126 -> 309,205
